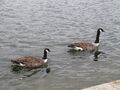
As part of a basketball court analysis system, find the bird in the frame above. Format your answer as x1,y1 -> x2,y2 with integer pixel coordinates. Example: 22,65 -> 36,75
11,48 -> 50,69
68,28 -> 104,51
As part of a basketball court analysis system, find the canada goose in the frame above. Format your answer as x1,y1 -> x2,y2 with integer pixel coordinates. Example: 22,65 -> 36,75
68,28 -> 104,51
11,48 -> 50,69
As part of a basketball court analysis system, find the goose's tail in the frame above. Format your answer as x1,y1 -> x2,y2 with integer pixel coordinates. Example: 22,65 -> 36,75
11,60 -> 19,64
68,44 -> 75,48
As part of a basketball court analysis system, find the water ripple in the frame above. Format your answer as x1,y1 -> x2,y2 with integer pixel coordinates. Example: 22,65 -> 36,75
0,0 -> 120,90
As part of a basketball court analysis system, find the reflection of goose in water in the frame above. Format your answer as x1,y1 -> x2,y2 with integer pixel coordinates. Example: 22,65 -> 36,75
68,48 -> 97,57
68,48 -> 106,61
93,51 -> 105,61
68,28 -> 104,51
11,65 -> 51,79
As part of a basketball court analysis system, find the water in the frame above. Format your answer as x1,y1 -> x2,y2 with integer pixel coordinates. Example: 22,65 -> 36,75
0,0 -> 120,90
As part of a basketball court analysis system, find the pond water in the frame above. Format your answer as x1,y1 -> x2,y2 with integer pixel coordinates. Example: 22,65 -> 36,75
0,0 -> 120,90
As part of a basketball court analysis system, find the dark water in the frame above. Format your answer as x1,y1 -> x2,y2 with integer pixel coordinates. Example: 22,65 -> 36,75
0,0 -> 120,90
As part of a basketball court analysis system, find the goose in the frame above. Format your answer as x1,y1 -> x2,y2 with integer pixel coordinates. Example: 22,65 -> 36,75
11,48 -> 50,69
68,28 -> 104,51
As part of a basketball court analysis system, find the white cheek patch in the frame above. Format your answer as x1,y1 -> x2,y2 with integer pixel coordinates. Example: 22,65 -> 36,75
46,50 -> 49,52
99,29 -> 103,32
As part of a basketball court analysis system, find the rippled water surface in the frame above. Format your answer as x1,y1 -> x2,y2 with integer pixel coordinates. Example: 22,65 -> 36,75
0,0 -> 120,90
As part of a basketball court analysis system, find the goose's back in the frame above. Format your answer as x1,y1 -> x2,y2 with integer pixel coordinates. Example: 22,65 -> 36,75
69,42 -> 97,51
14,56 -> 44,68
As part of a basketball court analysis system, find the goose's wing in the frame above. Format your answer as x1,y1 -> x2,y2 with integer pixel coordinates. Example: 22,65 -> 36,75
11,56 -> 44,68
68,42 -> 96,51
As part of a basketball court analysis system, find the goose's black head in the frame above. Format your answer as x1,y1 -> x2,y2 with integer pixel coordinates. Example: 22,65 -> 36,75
43,48 -> 50,59
98,28 -> 105,32
44,48 -> 50,52
94,28 -> 104,43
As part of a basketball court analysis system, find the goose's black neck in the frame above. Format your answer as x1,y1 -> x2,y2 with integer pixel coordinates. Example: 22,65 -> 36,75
43,50 -> 47,59
94,30 -> 100,43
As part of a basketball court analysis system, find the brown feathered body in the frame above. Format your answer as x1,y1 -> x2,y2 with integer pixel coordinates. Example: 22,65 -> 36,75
68,28 -> 104,51
68,41 -> 99,51
11,56 -> 46,68
11,48 -> 50,69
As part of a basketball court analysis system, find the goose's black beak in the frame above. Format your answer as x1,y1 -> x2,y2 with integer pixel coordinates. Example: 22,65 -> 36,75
102,30 -> 105,32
